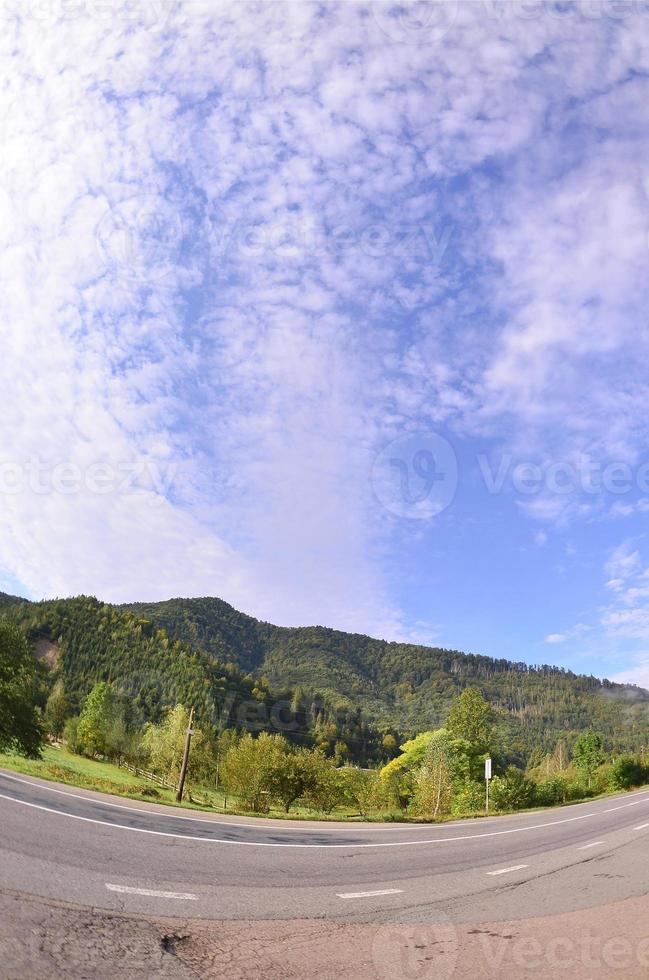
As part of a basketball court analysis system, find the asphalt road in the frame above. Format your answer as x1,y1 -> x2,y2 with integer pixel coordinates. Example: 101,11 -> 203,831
1,767 -> 649,926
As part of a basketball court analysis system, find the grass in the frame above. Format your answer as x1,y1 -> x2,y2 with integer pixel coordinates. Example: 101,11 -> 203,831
0,745 -> 182,805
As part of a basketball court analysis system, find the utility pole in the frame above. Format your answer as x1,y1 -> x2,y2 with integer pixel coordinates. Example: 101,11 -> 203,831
176,706 -> 195,804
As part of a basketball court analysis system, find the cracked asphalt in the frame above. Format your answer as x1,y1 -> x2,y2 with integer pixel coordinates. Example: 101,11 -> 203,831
2,771 -> 649,978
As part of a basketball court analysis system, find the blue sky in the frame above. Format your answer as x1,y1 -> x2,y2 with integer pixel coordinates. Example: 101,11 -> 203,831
2,1 -> 649,689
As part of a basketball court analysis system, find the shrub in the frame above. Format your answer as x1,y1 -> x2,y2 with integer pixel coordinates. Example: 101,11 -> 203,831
451,782 -> 485,815
490,766 -> 536,812
535,776 -> 569,807
608,755 -> 648,791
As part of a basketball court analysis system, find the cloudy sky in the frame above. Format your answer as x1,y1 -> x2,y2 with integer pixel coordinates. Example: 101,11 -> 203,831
2,1 -> 649,688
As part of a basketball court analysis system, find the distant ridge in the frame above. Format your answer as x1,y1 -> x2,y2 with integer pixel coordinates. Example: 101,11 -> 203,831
3,591 -> 648,762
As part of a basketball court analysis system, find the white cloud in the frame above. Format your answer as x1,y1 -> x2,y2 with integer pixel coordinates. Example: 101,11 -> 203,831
545,633 -> 567,645
3,2 -> 649,644
606,542 -> 642,582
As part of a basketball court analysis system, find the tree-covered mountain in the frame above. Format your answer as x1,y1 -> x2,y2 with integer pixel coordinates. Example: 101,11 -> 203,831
118,597 -> 649,758
2,592 -> 648,763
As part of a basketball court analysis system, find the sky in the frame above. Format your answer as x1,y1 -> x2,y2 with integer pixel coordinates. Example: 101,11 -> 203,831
2,1 -> 649,689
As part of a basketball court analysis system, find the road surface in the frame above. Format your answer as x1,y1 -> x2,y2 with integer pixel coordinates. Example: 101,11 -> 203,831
1,768 -> 649,978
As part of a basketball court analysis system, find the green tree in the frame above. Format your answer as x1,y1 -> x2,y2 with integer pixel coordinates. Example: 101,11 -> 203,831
410,761 -> 453,818
535,776 -> 569,807
451,782 -> 485,815
63,715 -> 81,754
0,619 -> 42,757
338,767 -> 379,816
301,752 -> 344,813
445,688 -> 493,751
103,708 -> 131,766
220,732 -> 286,812
381,733 -> 398,759
142,705 -> 213,790
380,731 -> 436,780
76,682 -> 116,757
265,745 -> 316,813
572,731 -> 605,789
214,728 -> 239,788
44,680 -> 71,739
333,740 -> 351,765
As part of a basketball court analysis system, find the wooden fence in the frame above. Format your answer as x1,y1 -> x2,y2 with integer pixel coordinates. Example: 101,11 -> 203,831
118,760 -> 212,806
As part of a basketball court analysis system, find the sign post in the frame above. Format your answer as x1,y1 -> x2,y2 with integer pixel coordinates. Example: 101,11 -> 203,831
485,757 -> 492,813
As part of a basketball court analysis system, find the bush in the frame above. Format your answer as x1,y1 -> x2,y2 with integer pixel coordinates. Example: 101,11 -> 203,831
535,776 -> 569,807
608,755 -> 648,791
451,782 -> 485,815
564,778 -> 592,801
490,766 -> 536,812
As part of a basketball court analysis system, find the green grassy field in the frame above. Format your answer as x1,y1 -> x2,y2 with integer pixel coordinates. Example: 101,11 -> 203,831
0,745 -> 188,807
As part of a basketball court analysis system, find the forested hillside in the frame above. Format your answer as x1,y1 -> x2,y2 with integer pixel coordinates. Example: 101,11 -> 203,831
0,595 -> 386,763
2,592 -> 648,765
121,597 -> 649,759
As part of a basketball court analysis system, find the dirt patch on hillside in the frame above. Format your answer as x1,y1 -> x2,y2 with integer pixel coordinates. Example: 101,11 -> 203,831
33,638 -> 60,669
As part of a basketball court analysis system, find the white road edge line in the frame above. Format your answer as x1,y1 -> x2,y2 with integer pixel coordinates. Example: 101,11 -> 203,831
0,787 -> 648,849
486,864 -> 529,876
577,841 -> 604,850
337,889 -> 403,899
634,823 -> 649,830
1,771 -> 648,835
106,884 -> 198,900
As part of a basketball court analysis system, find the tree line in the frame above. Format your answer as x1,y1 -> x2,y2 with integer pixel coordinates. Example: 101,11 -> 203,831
37,675 -> 649,818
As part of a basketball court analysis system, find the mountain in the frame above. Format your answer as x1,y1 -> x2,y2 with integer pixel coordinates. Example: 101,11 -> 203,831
3,592 -> 648,763
118,598 -> 649,748
0,591 -> 26,607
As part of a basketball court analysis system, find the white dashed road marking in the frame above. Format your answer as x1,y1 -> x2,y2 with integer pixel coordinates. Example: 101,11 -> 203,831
486,864 -> 528,876
577,841 -> 604,850
337,888 -> 404,899
106,883 -> 198,900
